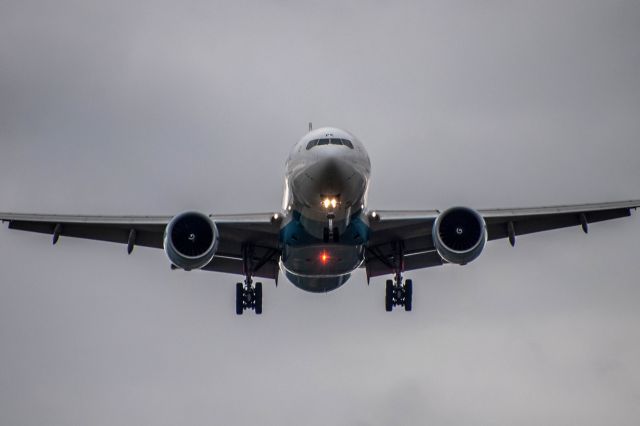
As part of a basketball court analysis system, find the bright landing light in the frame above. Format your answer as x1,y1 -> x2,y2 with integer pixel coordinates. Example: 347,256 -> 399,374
322,198 -> 338,209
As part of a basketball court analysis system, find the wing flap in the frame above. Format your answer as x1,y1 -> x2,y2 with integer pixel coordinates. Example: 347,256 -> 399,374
365,250 -> 442,279
201,255 -> 279,280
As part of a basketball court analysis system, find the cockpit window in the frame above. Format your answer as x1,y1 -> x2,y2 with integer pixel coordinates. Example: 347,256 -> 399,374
306,138 -> 354,150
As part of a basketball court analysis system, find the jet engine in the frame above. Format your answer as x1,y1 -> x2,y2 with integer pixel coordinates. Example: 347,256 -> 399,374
163,211 -> 219,271
432,207 -> 487,265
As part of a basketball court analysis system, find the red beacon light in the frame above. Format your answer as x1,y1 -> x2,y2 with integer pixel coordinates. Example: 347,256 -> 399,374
320,251 -> 330,265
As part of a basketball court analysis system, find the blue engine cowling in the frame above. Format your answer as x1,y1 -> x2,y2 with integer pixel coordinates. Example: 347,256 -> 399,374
432,207 -> 487,265
163,211 -> 219,271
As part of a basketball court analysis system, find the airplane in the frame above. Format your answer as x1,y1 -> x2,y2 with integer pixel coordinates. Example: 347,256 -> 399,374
1,126 -> 639,315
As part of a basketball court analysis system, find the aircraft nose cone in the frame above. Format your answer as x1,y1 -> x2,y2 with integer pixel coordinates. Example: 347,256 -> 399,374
307,157 -> 354,194
288,151 -> 367,211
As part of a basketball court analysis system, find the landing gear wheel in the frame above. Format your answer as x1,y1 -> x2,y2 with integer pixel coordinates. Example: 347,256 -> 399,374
235,283 -> 244,315
404,279 -> 413,311
385,280 -> 393,312
384,275 -> 413,312
255,282 -> 263,315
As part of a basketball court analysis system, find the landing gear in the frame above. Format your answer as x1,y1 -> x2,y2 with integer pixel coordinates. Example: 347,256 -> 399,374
385,277 -> 412,311
383,241 -> 413,312
235,244 -> 264,315
236,279 -> 262,315
323,226 -> 340,243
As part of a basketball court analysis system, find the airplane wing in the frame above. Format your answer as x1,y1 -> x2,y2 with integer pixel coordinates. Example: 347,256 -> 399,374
0,212 -> 282,280
364,200 -> 640,280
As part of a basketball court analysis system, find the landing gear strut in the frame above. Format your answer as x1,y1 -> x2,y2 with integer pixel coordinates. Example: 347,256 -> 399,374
235,244 -> 263,315
384,241 -> 412,312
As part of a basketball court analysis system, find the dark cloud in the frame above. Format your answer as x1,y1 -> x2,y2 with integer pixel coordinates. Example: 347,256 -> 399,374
1,1 -> 640,425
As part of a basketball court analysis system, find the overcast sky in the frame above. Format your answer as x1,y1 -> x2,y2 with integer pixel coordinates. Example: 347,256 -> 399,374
1,1 -> 640,425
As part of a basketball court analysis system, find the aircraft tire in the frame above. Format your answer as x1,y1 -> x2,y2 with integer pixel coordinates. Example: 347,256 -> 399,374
385,279 -> 393,312
404,279 -> 413,312
255,282 -> 263,315
236,283 -> 244,315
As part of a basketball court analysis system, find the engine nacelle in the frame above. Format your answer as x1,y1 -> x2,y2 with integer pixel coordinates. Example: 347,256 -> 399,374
163,211 -> 219,271
432,207 -> 487,265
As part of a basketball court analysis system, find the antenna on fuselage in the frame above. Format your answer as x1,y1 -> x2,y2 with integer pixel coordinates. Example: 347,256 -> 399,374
308,122 -> 312,131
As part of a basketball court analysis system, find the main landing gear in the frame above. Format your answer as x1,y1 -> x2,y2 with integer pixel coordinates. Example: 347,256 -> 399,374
236,280 -> 262,315
384,241 -> 412,312
385,277 -> 412,312
236,244 -> 263,315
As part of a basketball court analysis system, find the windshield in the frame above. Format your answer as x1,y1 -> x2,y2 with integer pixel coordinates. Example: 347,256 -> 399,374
306,138 -> 354,150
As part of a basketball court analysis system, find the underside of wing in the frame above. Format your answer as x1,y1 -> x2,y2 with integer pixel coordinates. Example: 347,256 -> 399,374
364,210 -> 441,279
1,213 -> 170,248
481,200 -> 640,243
203,213 -> 282,280
364,200 -> 640,279
0,211 -> 282,280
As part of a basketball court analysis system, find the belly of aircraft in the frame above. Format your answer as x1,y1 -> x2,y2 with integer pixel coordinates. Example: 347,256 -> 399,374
279,211 -> 369,292
284,271 -> 352,293
281,243 -> 364,276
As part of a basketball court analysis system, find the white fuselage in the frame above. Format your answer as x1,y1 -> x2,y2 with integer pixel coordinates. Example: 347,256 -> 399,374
279,127 -> 372,292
